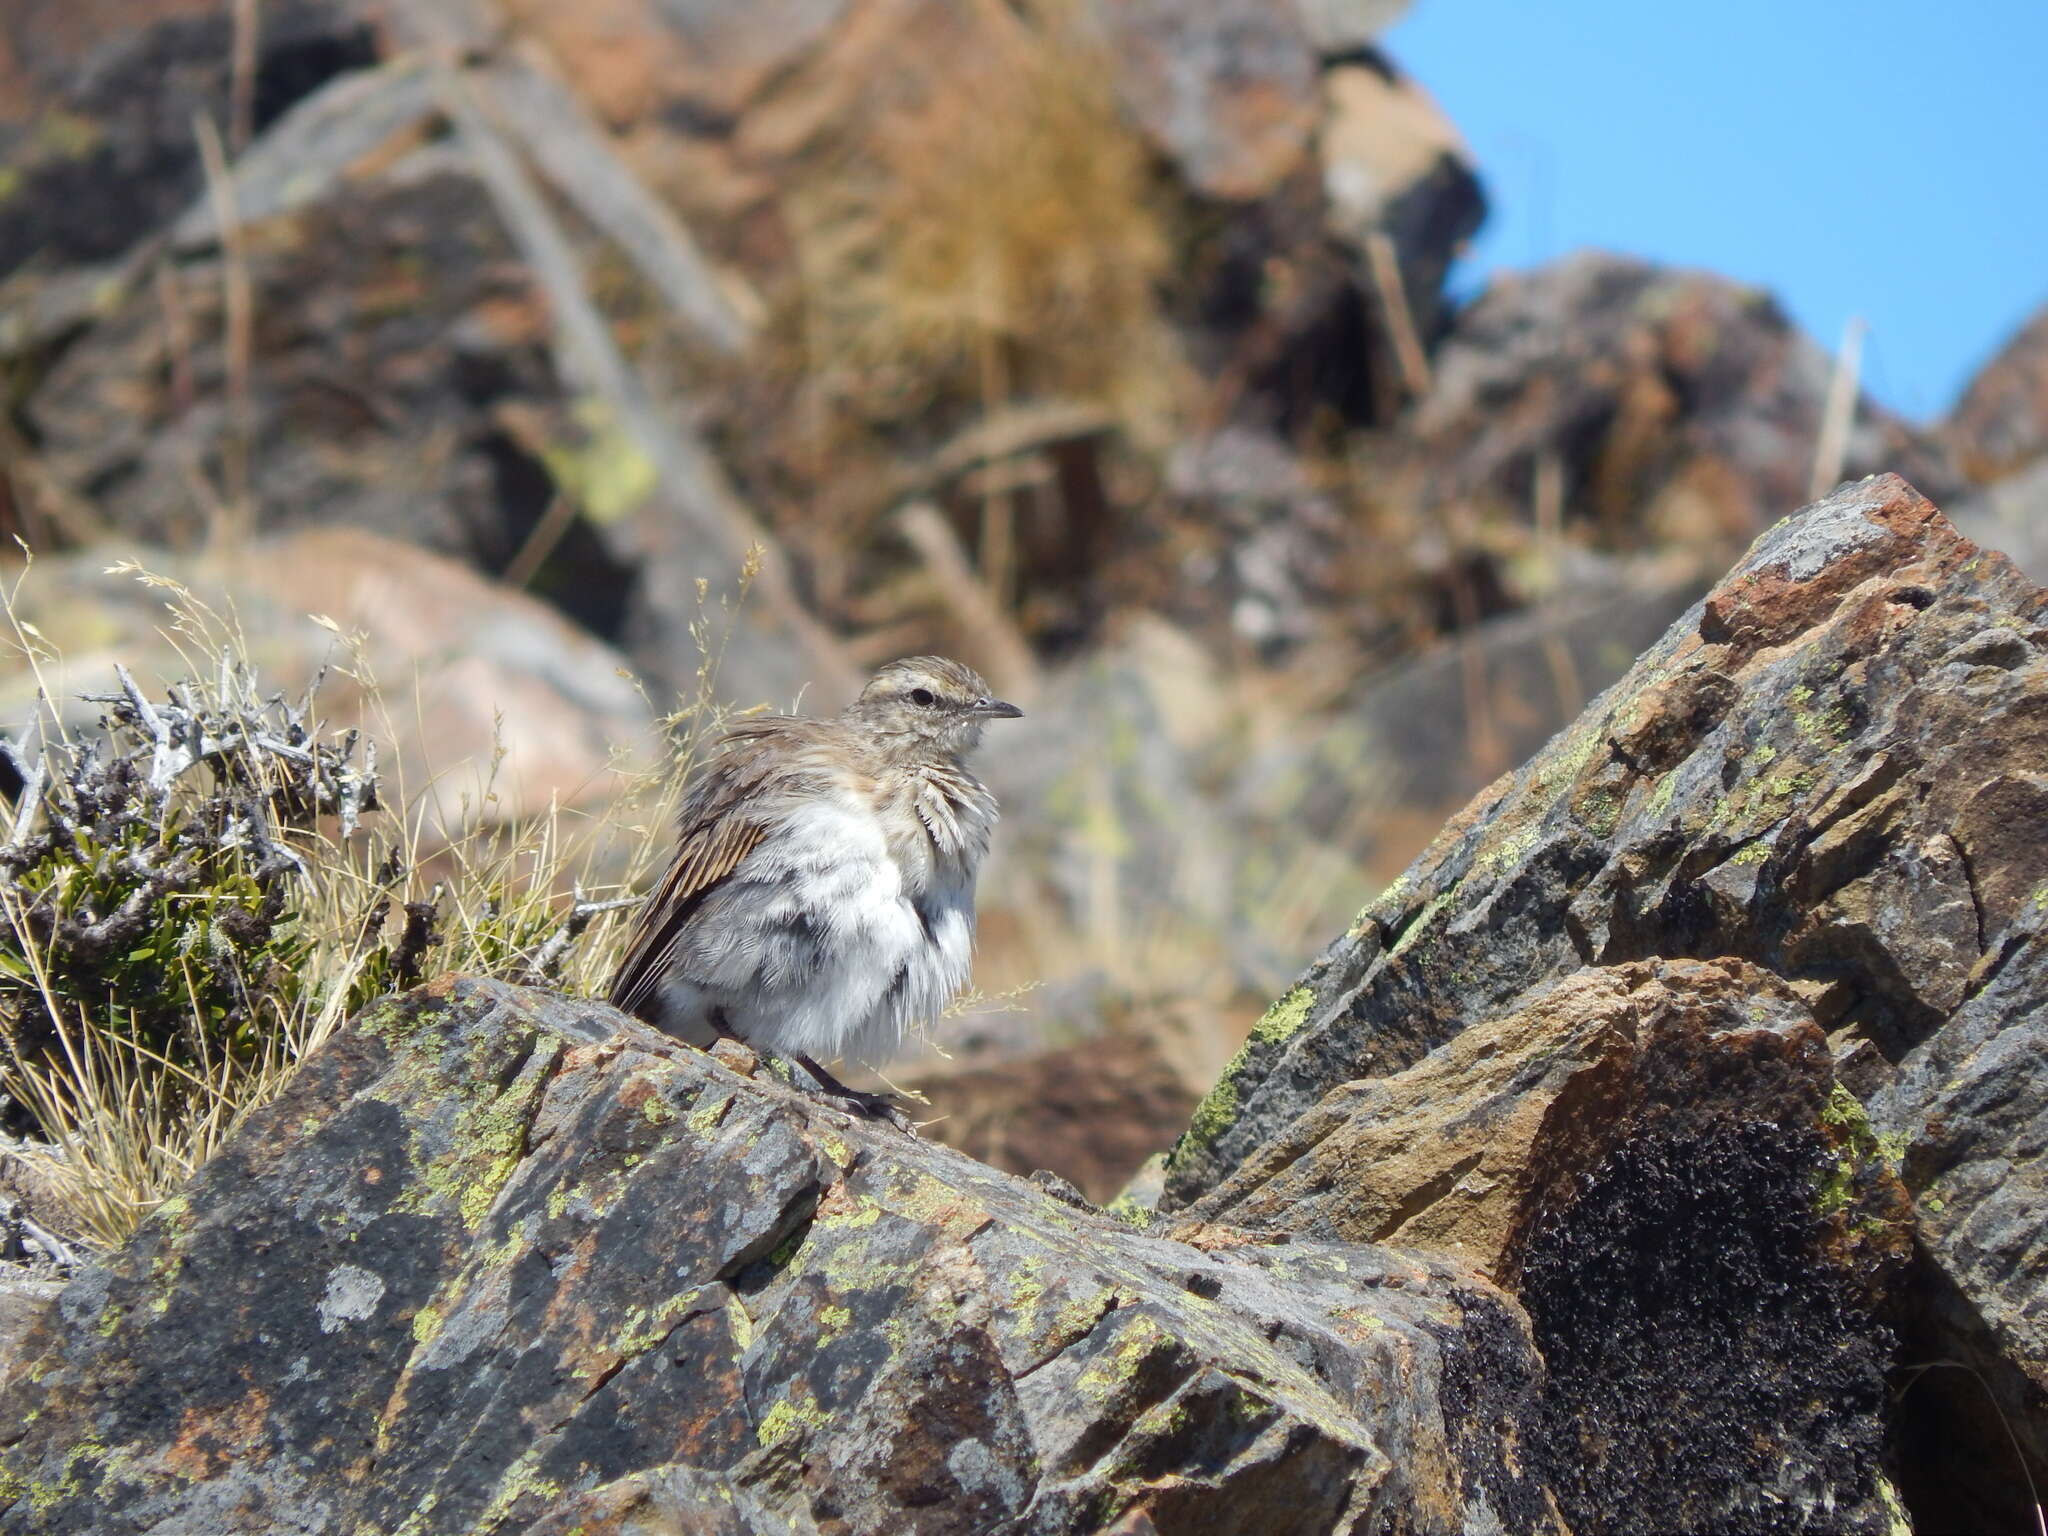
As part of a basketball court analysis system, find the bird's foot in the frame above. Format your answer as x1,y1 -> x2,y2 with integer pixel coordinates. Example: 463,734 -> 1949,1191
792,1052 -> 920,1133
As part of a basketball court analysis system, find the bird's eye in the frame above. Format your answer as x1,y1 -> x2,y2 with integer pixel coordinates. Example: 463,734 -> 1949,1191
910,688 -> 937,707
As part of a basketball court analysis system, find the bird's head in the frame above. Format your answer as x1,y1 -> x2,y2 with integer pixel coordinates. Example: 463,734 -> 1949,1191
849,655 -> 1022,758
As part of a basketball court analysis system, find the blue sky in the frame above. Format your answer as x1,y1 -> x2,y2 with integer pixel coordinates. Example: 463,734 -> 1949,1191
1382,2 -> 2048,421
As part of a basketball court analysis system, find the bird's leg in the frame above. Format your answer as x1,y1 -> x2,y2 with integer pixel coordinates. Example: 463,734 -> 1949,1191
790,1051 -> 915,1129
700,1011 -> 912,1129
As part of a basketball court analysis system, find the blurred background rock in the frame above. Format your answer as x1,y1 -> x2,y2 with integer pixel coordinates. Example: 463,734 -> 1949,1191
1,0 -> 2043,1191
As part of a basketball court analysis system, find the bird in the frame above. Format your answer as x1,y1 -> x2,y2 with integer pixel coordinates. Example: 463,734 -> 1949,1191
607,655 -> 1022,1119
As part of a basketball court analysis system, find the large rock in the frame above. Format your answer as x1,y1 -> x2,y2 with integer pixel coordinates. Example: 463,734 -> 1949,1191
1946,302 -> 2048,484
1161,472 -> 2048,1532
0,0 -> 382,279
1385,254 -> 1960,559
1182,957 -> 1907,1534
0,978 -> 1561,1535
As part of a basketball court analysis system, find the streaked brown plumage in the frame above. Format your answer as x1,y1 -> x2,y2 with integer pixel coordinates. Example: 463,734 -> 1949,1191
608,657 -> 1021,1115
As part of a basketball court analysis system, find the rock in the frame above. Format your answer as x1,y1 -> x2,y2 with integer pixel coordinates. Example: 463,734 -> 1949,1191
0,1277 -> 63,1392
1085,0 -> 1320,201
1948,454 -> 2048,585
1162,426 -> 1350,657
1293,0 -> 1412,56
0,978 -> 1561,1535
1238,558 -> 1711,874
22,154 -> 611,608
1946,302 -> 2048,484
1182,958 -> 1908,1533
1316,52 -> 1483,348
1183,958 -> 1882,1272
0,0 -> 382,279
1161,472 -> 2048,1532
1387,254 -> 1961,560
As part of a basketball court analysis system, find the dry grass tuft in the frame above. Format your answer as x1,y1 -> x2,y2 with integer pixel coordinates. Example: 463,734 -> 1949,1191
789,0 -> 1179,432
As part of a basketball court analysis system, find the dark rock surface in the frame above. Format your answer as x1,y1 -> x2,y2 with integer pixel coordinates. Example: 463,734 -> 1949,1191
0,978 -> 1561,1535
1183,957 -> 1908,1534
0,0 -> 381,279
1162,472 -> 2048,1533
0,1276 -> 64,1389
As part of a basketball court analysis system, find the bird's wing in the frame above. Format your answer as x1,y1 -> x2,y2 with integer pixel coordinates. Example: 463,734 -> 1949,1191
605,720 -> 802,1018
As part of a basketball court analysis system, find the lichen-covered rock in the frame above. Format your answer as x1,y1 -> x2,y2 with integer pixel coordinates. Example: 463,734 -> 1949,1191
1161,472 -> 2048,1531
0,978 -> 1561,1535
1183,957 -> 1908,1534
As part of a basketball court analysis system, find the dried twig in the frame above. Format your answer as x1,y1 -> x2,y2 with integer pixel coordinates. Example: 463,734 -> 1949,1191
1365,230 -> 1433,402
532,892 -> 639,981
1810,316 -> 1867,501
192,112 -> 256,547
480,50 -> 752,356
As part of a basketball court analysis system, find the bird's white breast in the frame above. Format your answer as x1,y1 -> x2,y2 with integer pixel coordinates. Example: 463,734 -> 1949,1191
660,774 -> 988,1066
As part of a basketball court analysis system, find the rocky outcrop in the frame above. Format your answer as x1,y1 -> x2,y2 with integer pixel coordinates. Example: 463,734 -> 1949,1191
1947,303 -> 2048,485
0,978 -> 1559,1536
1382,255 -> 1960,558
0,0 -> 1478,700
1183,957 -> 1908,1534
1161,472 -> 2048,1533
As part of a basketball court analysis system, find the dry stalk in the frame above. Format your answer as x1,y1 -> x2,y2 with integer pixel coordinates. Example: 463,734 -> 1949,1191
1809,315 -> 1867,500
192,111 -> 255,549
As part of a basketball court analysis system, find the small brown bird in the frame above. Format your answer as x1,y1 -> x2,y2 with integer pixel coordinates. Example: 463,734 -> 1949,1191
608,656 -> 1022,1117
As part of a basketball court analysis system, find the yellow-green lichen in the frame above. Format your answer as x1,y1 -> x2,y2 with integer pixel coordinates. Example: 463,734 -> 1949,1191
1476,820 -> 1542,878
390,1492 -> 445,1536
1102,1192 -> 1155,1227
1172,1082 -> 1239,1173
815,1196 -> 883,1232
757,1388 -> 829,1449
411,1304 -> 444,1347
1352,871 -> 1413,932
1816,1085 -> 1907,1215
612,1289 -> 704,1355
1072,1314 -> 1174,1404
29,1437 -> 106,1517
1165,981 -> 1319,1171
1532,720 -> 1607,799
395,1038 -> 562,1230
540,398 -> 659,525
1644,773 -> 1679,818
1388,888 -> 1459,961
1765,770 -> 1816,799
725,1295 -> 755,1351
473,1449 -> 569,1528
1793,693 -> 1852,744
687,1094 -> 732,1137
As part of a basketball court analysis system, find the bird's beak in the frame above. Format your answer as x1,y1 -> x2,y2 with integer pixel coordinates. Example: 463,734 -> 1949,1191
974,697 -> 1024,720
